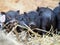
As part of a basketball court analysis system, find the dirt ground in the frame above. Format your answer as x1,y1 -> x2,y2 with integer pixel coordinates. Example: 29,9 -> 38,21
0,0 -> 60,13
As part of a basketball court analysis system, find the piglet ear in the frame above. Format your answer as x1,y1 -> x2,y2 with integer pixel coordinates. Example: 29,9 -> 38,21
17,10 -> 20,13
24,12 -> 27,15
59,2 -> 60,5
36,7 -> 40,12
1,12 -> 6,15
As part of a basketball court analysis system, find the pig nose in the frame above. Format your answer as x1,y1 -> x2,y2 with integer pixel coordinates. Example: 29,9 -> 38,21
29,22 -> 36,29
